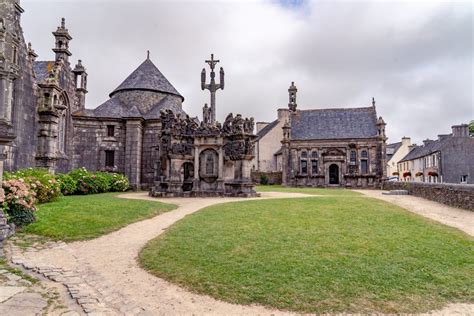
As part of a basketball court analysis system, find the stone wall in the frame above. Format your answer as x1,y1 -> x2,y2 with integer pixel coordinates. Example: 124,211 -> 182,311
382,181 -> 474,211
251,171 -> 282,184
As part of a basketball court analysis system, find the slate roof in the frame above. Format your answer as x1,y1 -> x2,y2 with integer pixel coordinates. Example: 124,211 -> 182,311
88,94 -> 186,119
110,58 -> 183,100
256,120 -> 279,139
33,61 -> 53,82
399,138 -> 451,162
290,107 -> 378,140
386,141 -> 402,160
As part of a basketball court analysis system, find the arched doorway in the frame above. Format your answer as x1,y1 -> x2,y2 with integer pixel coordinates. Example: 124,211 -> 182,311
329,164 -> 339,185
182,162 -> 194,192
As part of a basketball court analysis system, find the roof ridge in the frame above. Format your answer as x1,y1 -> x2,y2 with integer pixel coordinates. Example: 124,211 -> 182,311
298,106 -> 374,112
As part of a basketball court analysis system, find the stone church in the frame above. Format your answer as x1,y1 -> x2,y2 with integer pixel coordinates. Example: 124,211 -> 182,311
254,82 -> 387,187
0,0 -> 258,196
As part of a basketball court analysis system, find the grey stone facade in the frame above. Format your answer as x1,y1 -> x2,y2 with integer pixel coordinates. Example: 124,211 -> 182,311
0,2 -> 258,196
1,1 -> 86,176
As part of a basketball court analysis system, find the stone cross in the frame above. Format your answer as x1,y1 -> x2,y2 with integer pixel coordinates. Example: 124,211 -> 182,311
201,54 -> 224,124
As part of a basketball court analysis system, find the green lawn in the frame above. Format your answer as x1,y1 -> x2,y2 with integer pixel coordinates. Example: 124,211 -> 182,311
139,197 -> 474,314
23,193 -> 175,241
256,184 -> 361,196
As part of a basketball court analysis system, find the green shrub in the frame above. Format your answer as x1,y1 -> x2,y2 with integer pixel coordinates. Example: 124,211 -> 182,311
1,179 -> 37,226
109,173 -> 129,192
93,172 -> 112,193
68,168 -> 129,194
55,174 -> 76,195
260,174 -> 269,185
4,168 -> 61,204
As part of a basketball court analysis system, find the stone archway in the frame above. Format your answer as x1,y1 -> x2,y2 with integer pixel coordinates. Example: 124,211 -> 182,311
182,162 -> 194,192
329,164 -> 339,185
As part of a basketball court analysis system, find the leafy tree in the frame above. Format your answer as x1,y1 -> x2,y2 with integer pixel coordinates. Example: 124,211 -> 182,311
470,120 -> 474,136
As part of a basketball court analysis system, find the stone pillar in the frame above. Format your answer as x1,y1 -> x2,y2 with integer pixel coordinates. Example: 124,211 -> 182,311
217,147 -> 224,191
125,119 -> 143,190
0,76 -> 5,119
4,78 -> 13,122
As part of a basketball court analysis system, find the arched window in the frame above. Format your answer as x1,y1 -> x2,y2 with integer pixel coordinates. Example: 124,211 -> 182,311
301,151 -> 307,159
361,150 -> 368,158
311,151 -> 318,158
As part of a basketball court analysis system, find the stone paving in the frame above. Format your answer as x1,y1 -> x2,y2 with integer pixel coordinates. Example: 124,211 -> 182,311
5,236 -> 143,315
0,254 -> 82,315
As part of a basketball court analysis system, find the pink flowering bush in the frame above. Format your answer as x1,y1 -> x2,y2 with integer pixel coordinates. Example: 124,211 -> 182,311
1,179 -> 37,226
4,168 -> 61,203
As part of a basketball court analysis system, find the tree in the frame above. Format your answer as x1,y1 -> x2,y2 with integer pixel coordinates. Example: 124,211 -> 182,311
470,120 -> 474,136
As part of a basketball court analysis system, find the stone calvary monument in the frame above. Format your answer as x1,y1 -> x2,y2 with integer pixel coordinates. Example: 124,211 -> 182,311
149,55 -> 258,197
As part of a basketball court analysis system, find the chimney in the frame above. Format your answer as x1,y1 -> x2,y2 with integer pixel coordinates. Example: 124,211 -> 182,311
423,139 -> 434,146
452,124 -> 469,137
256,122 -> 270,133
408,144 -> 417,151
401,137 -> 411,146
277,108 -> 290,120
438,134 -> 450,141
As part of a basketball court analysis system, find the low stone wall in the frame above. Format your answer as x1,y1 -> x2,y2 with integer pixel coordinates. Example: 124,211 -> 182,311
251,171 -> 282,185
382,181 -> 474,211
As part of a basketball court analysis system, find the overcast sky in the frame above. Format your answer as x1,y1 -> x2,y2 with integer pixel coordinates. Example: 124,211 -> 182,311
21,0 -> 473,144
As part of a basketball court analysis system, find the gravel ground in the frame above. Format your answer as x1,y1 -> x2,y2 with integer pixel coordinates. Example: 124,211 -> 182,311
7,191 -> 473,315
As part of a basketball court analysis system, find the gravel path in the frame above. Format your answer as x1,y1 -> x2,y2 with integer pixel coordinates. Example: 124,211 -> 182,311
6,191 -> 473,315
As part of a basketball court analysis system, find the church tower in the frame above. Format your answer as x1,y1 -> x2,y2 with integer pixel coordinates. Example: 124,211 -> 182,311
288,81 -> 297,111
52,18 -> 72,62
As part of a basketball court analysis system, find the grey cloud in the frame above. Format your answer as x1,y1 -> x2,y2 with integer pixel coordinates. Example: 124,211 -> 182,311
21,0 -> 473,144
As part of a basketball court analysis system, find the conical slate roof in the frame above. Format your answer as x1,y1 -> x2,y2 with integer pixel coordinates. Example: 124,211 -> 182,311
109,58 -> 183,100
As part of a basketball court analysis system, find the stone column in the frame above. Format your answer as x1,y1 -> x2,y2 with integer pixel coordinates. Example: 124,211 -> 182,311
217,147 -> 224,191
0,76 -> 5,119
4,78 -> 12,122
125,119 -> 143,190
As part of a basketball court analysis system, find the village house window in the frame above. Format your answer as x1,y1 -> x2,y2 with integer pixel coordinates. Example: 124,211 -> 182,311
107,125 -> 115,137
461,175 -> 468,183
105,150 -> 115,167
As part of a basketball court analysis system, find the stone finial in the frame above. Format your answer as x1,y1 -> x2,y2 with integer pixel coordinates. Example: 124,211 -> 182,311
61,17 -> 65,29
372,97 -> 376,107
147,50 -> 150,59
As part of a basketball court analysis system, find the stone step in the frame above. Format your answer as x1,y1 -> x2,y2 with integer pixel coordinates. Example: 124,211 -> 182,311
382,190 -> 409,195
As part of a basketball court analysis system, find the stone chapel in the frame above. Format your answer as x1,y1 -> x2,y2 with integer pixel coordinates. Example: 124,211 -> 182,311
254,82 -> 387,188
0,0 -> 258,196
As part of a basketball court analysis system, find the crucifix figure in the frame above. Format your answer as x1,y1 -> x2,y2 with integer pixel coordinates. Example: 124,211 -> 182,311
201,54 -> 224,124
